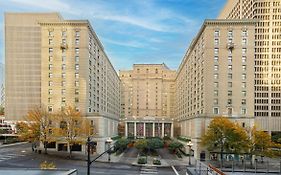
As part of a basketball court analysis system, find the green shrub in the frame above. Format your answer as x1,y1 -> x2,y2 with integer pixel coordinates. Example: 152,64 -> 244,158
168,140 -> 184,152
148,138 -> 164,150
153,159 -> 161,165
135,139 -> 148,151
115,138 -> 129,152
177,136 -> 191,142
137,157 -> 147,164
111,135 -> 121,141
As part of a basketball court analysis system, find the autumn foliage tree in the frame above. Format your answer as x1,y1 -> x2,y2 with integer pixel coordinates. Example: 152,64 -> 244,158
17,107 -> 54,154
201,117 -> 249,167
54,106 -> 92,158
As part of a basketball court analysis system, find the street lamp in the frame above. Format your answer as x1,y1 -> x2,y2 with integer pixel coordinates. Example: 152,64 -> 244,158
106,137 -> 113,162
187,141 -> 193,166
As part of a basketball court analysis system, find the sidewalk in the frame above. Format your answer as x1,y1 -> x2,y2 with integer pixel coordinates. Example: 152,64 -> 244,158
0,142 -> 28,148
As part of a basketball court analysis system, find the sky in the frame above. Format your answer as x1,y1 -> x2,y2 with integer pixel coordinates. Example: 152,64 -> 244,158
0,0 -> 226,72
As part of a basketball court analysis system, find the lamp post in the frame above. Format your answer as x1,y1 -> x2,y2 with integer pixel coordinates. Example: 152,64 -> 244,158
187,141 -> 193,166
106,137 -> 113,162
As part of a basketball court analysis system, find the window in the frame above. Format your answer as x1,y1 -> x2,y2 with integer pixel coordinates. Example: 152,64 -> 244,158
75,56 -> 79,62
75,81 -> 79,87
214,48 -> 219,55
228,91 -> 232,96
214,56 -> 219,62
62,73 -> 66,79
62,81 -> 66,87
214,30 -> 220,37
75,97 -> 79,103
242,65 -> 246,71
49,64 -> 53,71
214,99 -> 218,105
228,82 -> 232,88
242,99 -> 246,105
62,97 -> 66,103
49,73 -> 53,78
75,31 -> 80,37
242,48 -> 247,54
62,56 -> 66,62
214,90 -> 218,96
213,107 -> 219,114
49,81 -> 53,86
242,56 -> 247,63
62,38 -> 66,44
214,38 -> 219,45
228,30 -> 233,37
48,106 -> 53,112
62,48 -> 66,54
228,56 -> 232,63
49,39 -> 53,45
75,64 -> 79,70
62,31 -> 66,37
75,89 -> 79,95
227,108 -> 232,115
241,108 -> 247,115
49,48 -> 53,54
242,73 -> 246,80
214,65 -> 219,71
228,73 -> 232,79
48,89 -> 53,95
228,65 -> 232,71
61,89 -> 66,95
214,73 -> 219,79
62,64 -> 66,71
75,73 -> 79,79
242,30 -> 247,37
227,99 -> 232,105
48,31 -> 53,36
214,82 -> 219,88
242,82 -> 246,88
75,48 -> 79,54
228,38 -> 233,43
75,39 -> 79,45
242,91 -> 246,97
49,56 -> 53,62
242,38 -> 247,45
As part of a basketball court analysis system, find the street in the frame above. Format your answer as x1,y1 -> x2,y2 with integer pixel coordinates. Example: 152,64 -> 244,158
0,143 -> 183,175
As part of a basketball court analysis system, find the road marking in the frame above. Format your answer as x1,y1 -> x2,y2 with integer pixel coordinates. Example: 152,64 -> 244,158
171,166 -> 179,175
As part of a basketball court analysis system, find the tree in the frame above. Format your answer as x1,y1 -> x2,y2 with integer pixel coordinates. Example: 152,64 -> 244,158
201,117 -> 249,167
0,106 -> 4,115
249,127 -> 273,158
148,138 -> 164,150
115,137 -> 129,152
168,140 -> 183,153
55,106 -> 92,158
135,139 -> 148,152
17,107 -> 54,154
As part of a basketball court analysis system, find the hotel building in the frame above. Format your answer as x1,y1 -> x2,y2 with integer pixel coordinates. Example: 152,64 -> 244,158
176,19 -> 256,158
218,0 -> 281,137
5,13 -> 120,154
120,64 -> 176,138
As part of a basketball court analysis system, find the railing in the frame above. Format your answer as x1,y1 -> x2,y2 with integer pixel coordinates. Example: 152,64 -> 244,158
194,160 -> 226,175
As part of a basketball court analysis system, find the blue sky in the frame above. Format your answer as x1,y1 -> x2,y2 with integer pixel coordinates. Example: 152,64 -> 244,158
0,0 -> 226,71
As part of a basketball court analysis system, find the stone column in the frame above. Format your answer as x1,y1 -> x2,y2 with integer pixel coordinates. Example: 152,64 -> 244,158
125,122 -> 128,137
134,122 -> 137,138
143,122 -> 146,137
162,122 -> 165,138
152,123 -> 155,137
171,122 -> 174,138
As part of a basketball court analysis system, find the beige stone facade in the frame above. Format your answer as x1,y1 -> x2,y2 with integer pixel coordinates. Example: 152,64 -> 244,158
218,0 -> 281,134
120,64 -> 176,138
5,13 -> 120,154
176,20 -> 256,158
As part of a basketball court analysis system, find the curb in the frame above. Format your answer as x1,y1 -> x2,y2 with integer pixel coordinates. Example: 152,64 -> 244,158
0,142 -> 28,148
131,162 -> 171,168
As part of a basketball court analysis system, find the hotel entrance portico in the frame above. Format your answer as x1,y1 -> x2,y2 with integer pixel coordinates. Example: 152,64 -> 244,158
124,117 -> 174,138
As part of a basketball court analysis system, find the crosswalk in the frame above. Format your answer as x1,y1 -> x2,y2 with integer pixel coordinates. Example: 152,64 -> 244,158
140,166 -> 158,175
0,153 -> 27,162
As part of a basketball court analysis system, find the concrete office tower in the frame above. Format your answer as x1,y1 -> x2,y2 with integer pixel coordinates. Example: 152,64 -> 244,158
176,20 -> 256,158
120,64 -> 176,138
5,13 -> 120,153
218,0 -> 281,135
5,13 -> 62,121
0,63 -> 4,107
